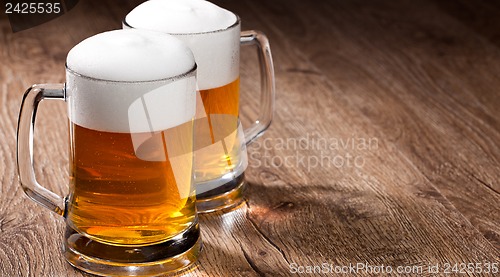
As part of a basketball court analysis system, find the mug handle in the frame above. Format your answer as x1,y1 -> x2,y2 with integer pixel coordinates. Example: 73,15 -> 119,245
240,30 -> 275,145
17,84 -> 66,216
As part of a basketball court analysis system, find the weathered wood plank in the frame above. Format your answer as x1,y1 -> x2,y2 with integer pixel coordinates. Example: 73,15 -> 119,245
216,0 -> 499,272
224,0 -> 500,251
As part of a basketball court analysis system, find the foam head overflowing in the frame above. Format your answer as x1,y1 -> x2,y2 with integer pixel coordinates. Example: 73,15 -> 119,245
125,0 -> 237,34
125,0 -> 240,90
66,29 -> 197,134
67,29 -> 195,82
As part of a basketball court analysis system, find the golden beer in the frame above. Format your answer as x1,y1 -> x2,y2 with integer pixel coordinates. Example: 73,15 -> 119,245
194,78 -> 244,186
200,78 -> 239,117
17,29 -> 201,275
125,0 -> 275,213
67,122 -> 196,246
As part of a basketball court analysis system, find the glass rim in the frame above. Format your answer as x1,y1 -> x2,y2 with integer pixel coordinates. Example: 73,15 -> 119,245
65,63 -> 197,84
122,15 -> 241,36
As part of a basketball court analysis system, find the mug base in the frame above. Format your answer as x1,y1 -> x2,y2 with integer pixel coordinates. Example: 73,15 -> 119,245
196,173 -> 246,213
63,221 -> 201,276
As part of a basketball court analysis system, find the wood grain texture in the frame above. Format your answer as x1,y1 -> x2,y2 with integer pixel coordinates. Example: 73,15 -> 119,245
234,0 -> 500,250
0,0 -> 499,276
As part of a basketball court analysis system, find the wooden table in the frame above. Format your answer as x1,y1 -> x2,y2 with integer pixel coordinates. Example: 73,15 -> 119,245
1,0 -> 499,276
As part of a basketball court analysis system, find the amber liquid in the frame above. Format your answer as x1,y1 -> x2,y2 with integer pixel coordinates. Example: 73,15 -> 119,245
194,78 -> 246,185
67,122 -> 196,246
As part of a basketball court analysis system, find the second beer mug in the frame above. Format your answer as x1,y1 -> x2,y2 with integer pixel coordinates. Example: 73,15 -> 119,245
124,0 -> 276,212
17,29 -> 200,276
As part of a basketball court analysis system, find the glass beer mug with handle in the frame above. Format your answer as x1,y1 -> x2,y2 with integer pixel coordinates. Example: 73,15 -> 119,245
124,0 -> 275,213
16,29 -> 201,276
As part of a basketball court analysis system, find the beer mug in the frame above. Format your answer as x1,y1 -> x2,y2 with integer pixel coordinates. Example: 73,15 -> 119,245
16,29 -> 201,276
124,0 -> 275,212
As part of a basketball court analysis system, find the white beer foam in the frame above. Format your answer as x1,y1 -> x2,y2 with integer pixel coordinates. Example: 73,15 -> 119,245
67,29 -> 195,82
66,29 -> 196,133
125,0 -> 240,90
125,0 -> 237,34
